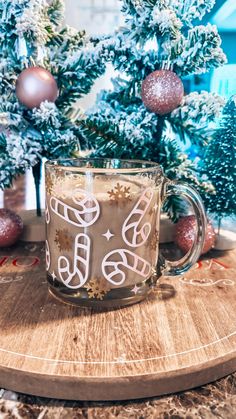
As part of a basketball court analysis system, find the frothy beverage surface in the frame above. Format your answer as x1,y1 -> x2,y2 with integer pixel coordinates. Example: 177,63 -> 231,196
46,173 -> 161,291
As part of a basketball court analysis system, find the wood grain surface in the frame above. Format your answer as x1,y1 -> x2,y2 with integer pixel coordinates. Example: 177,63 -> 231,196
0,242 -> 235,401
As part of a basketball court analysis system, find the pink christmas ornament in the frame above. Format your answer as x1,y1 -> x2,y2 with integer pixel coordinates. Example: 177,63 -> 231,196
0,209 -> 23,247
174,215 -> 215,255
16,66 -> 58,109
141,69 -> 184,115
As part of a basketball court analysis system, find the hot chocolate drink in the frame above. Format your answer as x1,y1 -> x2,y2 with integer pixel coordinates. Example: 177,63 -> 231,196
46,171 -> 161,306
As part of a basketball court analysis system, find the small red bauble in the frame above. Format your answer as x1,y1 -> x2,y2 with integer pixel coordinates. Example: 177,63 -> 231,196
174,215 -> 215,255
0,209 -> 23,247
141,69 -> 184,115
16,66 -> 58,109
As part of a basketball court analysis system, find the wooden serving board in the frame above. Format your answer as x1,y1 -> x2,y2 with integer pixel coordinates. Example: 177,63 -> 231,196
0,242 -> 235,401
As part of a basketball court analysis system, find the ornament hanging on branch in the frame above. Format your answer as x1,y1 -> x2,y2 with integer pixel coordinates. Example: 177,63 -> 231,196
141,69 -> 184,115
174,215 -> 215,255
16,66 -> 58,109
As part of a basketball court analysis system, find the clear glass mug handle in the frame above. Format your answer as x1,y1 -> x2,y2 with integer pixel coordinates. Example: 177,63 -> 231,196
159,180 -> 207,276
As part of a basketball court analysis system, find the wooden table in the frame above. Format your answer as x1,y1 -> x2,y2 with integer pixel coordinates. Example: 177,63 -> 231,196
0,177 -> 235,418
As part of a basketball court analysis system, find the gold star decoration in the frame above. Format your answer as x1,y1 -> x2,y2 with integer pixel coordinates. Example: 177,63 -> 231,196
107,182 -> 131,205
84,278 -> 111,300
54,229 -> 73,252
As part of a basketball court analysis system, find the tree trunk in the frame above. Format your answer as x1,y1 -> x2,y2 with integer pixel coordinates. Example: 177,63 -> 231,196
32,160 -> 42,217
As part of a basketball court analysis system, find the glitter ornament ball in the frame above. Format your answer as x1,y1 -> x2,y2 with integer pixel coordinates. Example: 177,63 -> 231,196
16,66 -> 58,109
0,209 -> 23,247
141,69 -> 184,115
174,215 -> 215,255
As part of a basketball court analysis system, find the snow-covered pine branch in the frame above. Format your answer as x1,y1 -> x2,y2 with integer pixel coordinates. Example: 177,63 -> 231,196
164,24 -> 226,75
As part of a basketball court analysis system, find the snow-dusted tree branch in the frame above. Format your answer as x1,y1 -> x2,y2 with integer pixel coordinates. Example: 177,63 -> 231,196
88,0 -> 227,219
0,0 -> 107,188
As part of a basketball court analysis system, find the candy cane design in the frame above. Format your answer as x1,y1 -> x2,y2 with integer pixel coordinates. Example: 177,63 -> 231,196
45,200 -> 50,224
50,189 -> 100,228
102,249 -> 152,286
45,240 -> 50,271
122,188 -> 154,247
58,233 -> 90,289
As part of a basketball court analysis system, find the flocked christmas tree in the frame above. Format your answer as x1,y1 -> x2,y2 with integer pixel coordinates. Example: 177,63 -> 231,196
84,0 -> 226,219
0,0 -> 107,215
0,0 -> 229,221
203,95 -> 236,228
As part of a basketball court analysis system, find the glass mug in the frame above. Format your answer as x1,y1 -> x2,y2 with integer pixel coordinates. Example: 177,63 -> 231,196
45,158 -> 207,308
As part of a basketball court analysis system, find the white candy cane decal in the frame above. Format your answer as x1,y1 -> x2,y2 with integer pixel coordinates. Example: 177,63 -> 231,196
102,249 -> 152,286
122,188 -> 153,247
58,233 -> 90,289
50,189 -> 100,228
45,240 -> 50,271
45,200 -> 50,224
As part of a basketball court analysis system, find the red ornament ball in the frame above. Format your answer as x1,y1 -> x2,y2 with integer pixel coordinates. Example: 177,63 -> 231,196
174,215 -> 215,255
141,69 -> 184,115
16,66 -> 58,109
0,209 -> 23,247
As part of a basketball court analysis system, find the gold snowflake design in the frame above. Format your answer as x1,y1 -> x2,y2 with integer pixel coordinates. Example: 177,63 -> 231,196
54,229 -> 73,252
84,278 -> 111,300
107,182 -> 131,205
45,173 -> 54,194
149,230 -> 159,251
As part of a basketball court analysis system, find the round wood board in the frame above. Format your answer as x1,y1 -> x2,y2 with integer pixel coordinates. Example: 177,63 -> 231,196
0,242 -> 235,401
